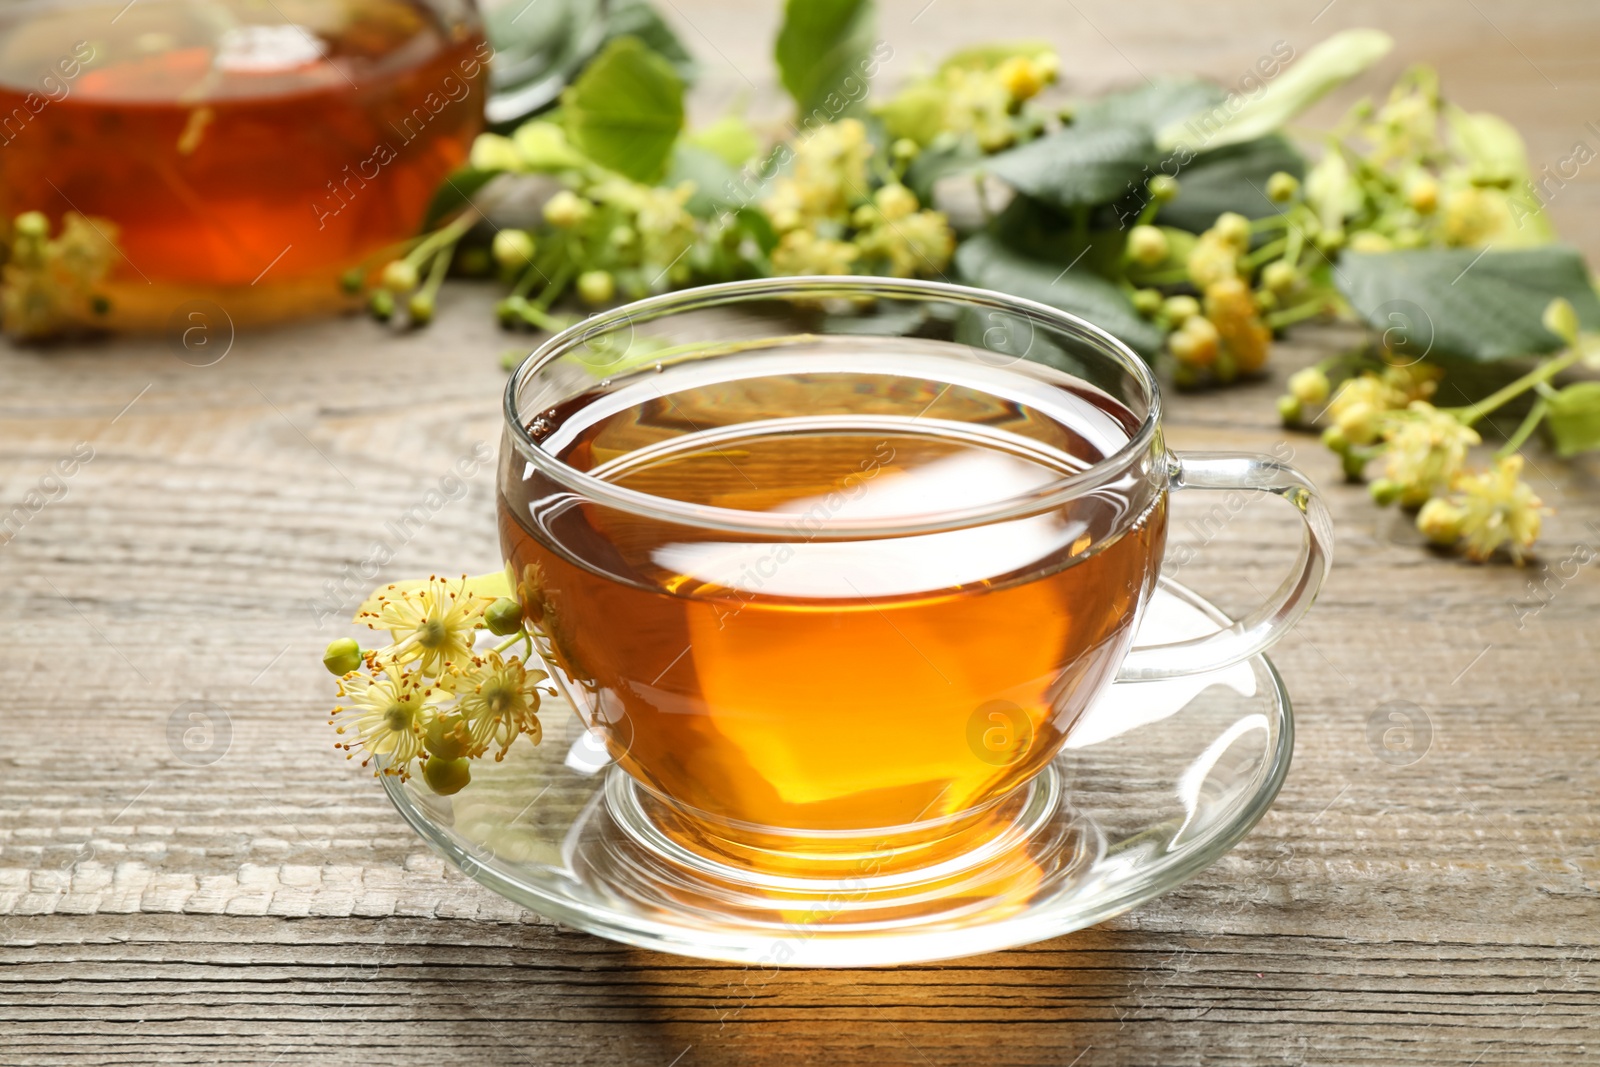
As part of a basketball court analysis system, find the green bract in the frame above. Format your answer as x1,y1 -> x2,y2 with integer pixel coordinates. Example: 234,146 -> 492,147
774,0 -> 878,119
562,36 -> 686,183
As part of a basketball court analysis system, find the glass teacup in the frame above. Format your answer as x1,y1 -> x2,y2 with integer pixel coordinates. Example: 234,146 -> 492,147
499,277 -> 1331,883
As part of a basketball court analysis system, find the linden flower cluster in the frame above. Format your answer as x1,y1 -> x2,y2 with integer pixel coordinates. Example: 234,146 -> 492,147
323,575 -> 553,795
878,49 -> 1061,152
1286,346 -> 1557,564
763,119 -> 956,279
2,211 -> 118,340
1126,188 -> 1287,388
1301,64 -> 1554,256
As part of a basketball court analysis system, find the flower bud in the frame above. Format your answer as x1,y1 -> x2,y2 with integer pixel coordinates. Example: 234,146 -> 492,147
544,189 -> 592,229
1127,225 -> 1169,267
1266,171 -> 1300,203
1147,175 -> 1179,204
1162,294 -> 1200,325
1543,297 -> 1580,347
1349,231 -> 1392,253
1407,175 -> 1439,215
485,596 -> 524,637
1276,394 -> 1302,425
1340,449 -> 1367,481
1416,497 -> 1465,545
1287,367 -> 1331,405
496,296 -> 527,328
609,225 -> 637,249
1132,288 -> 1163,317
874,183 -> 919,222
891,138 -> 921,162
381,259 -> 419,293
1321,425 -> 1350,453
13,211 -> 48,239
322,638 -> 362,676
424,715 -> 471,762
1368,478 -> 1403,506
1214,212 -> 1251,250
577,269 -> 616,306
339,268 -> 365,295
423,756 -> 471,796
997,55 -> 1047,101
1169,316 -> 1220,368
492,229 -> 536,270
1261,260 -> 1299,296
369,289 -> 396,321
407,291 -> 435,326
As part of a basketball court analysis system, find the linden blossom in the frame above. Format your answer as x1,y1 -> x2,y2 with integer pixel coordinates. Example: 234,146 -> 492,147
311,40 -> 496,231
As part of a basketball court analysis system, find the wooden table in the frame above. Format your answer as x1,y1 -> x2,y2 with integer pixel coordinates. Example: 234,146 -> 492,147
3,2 -> 1597,1063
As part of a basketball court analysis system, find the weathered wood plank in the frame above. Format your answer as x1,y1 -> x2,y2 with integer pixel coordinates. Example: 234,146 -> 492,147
2,0 -> 1599,1063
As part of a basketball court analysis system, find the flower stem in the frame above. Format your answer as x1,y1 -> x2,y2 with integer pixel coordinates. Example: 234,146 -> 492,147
405,210 -> 478,269
1452,347 -> 1583,426
1266,298 -> 1328,330
420,241 -> 452,301
1497,397 -> 1549,459
1242,237 -> 1288,270
532,261 -> 575,312
491,631 -> 526,654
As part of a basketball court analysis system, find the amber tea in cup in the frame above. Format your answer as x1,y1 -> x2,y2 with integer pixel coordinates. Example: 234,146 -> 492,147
500,279 -> 1331,879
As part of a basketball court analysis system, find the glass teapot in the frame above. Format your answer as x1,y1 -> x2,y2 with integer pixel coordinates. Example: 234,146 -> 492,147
0,0 -> 488,330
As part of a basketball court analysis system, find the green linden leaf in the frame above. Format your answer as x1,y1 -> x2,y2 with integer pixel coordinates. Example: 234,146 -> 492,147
1155,134 -> 1305,229
1545,383 -> 1600,457
601,0 -> 697,83
1154,29 -> 1393,152
421,167 -> 501,229
484,0 -> 607,126
980,78 -> 1249,216
1337,246 -> 1600,362
954,233 -> 1166,358
1073,78 -> 1225,135
561,36 -> 685,183
984,123 -> 1158,212
774,0 -> 878,119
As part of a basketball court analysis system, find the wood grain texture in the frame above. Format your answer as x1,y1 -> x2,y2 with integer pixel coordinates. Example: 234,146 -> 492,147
3,1 -> 1599,1063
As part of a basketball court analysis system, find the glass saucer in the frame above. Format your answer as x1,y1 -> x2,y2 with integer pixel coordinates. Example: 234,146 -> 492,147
381,577 -> 1293,966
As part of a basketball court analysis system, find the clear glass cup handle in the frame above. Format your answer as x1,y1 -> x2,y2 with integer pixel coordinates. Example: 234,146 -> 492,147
1117,452 -> 1334,682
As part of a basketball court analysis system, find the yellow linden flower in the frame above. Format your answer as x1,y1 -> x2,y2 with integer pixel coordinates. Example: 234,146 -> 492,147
1454,454 -> 1547,564
454,652 -> 547,761
763,119 -> 875,228
2,212 -> 119,340
1186,228 -> 1240,290
771,229 -> 860,276
362,575 -> 488,677
331,665 -> 440,777
856,209 -> 956,279
1380,402 -> 1481,506
1203,276 -> 1271,373
1326,373 -> 1407,446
